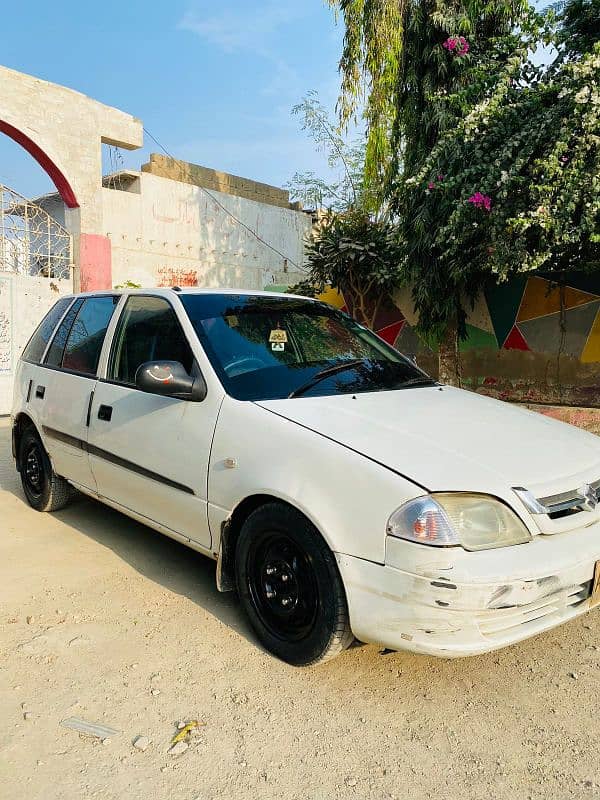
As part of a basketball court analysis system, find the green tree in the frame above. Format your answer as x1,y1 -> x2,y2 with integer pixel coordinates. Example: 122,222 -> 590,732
302,210 -> 403,328
286,93 -> 400,318
398,1 -> 599,378
329,0 -> 533,382
329,0 -> 600,383
286,92 -> 372,214
560,0 -> 600,55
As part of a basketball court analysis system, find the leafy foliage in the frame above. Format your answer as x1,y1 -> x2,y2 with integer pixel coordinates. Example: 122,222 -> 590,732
398,6 -> 600,342
286,92 -> 372,213
114,280 -> 142,289
328,0 -> 528,191
329,0 -> 599,386
302,211 -> 403,327
560,0 -> 600,54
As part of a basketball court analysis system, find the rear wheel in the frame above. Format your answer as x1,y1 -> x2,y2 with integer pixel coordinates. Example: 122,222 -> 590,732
235,502 -> 353,666
19,427 -> 73,512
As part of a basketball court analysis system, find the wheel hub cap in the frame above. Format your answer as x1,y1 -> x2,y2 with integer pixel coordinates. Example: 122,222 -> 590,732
261,559 -> 299,614
25,447 -> 42,492
247,533 -> 319,642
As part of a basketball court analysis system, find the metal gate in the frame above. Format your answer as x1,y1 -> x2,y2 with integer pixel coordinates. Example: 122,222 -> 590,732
0,184 -> 73,413
0,184 -> 72,277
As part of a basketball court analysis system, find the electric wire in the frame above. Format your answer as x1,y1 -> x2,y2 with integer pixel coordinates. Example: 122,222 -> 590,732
142,127 -> 307,273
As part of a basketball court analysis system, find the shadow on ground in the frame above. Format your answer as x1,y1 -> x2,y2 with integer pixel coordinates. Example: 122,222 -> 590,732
0,422 -> 257,646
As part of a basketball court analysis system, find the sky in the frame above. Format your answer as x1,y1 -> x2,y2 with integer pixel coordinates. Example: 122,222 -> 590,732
0,0 -> 349,200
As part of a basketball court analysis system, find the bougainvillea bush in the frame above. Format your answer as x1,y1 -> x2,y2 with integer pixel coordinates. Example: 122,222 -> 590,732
404,8 -> 599,290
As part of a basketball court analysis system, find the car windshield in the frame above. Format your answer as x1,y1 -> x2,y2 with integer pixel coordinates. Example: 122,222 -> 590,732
180,294 -> 435,401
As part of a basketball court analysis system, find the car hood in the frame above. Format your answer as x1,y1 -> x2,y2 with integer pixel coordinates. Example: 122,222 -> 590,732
256,387 -> 600,498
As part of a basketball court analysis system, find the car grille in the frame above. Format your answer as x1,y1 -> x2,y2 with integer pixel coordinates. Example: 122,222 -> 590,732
514,478 -> 600,525
476,580 -> 591,641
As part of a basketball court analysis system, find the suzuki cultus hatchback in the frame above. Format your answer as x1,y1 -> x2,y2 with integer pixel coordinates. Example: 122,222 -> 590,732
11,289 -> 600,665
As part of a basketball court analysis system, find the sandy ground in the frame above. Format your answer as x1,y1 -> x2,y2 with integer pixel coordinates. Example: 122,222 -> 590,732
1,417 -> 600,800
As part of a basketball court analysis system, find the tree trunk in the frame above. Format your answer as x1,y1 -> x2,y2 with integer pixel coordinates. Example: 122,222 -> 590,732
437,322 -> 462,386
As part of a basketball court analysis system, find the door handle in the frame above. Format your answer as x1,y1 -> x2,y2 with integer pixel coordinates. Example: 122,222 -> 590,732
97,404 -> 113,422
35,385 -> 45,399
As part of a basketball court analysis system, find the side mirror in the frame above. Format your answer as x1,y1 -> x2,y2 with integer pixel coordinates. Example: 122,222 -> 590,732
135,360 -> 207,402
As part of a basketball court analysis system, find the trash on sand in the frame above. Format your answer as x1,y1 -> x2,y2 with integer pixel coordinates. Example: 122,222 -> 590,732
60,717 -> 120,740
171,720 -> 204,744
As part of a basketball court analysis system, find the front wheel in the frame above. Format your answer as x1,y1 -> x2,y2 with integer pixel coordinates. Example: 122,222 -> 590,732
235,502 -> 353,666
19,427 -> 73,512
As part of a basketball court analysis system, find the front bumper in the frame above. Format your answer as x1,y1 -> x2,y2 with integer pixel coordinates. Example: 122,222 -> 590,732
336,520 -> 600,657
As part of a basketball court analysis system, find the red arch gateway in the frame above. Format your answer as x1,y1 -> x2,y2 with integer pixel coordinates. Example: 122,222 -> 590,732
0,120 -> 79,208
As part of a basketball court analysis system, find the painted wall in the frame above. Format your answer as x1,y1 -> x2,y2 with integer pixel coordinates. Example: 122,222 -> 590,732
102,171 -> 311,291
312,272 -> 600,408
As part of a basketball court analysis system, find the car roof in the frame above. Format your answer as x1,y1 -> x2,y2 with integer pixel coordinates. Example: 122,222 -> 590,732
64,287 -> 312,302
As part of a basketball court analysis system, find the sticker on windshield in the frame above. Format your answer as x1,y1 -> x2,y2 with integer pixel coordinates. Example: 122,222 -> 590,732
269,328 -> 288,344
272,342 -> 285,352
225,315 -> 239,327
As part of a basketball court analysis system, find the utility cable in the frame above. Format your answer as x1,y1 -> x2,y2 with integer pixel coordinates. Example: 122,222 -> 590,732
143,127 -> 307,273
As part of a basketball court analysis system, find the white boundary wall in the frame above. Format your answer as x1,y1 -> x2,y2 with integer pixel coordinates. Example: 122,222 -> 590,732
0,273 -> 72,414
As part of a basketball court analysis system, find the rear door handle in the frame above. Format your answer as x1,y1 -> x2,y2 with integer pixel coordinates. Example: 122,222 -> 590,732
35,385 -> 45,399
97,404 -> 113,422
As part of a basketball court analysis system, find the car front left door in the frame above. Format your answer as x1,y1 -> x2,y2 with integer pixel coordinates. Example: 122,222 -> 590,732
87,295 -> 219,550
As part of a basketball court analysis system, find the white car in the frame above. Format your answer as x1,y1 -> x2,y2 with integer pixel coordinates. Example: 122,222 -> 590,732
11,288 -> 600,665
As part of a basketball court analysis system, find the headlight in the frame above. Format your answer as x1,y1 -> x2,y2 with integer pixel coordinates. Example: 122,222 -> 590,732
387,493 -> 532,551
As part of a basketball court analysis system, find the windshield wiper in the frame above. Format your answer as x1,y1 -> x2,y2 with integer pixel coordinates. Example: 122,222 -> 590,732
288,359 -> 364,398
395,376 -> 438,389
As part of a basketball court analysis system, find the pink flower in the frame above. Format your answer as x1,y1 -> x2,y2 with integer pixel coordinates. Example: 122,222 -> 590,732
443,36 -> 469,56
428,181 -> 435,190
457,37 -> 469,55
437,174 -> 444,181
468,192 -> 492,211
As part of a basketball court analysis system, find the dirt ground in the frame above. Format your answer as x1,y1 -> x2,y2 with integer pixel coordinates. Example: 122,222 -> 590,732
1,417 -> 600,800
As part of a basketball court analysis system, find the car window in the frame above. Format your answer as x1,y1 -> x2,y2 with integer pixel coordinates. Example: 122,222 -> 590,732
21,297 -> 73,364
109,295 -> 194,386
44,299 -> 84,367
61,296 -> 119,376
181,294 -> 433,401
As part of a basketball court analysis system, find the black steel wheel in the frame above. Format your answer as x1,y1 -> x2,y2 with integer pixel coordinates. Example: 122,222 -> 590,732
19,427 -> 73,512
235,502 -> 353,666
23,437 -> 45,500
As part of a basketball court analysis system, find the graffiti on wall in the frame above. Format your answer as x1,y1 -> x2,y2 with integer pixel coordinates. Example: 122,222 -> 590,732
156,266 -> 198,288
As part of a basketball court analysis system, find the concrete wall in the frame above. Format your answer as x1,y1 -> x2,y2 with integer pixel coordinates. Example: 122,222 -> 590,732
102,170 -> 310,290
143,153 -> 303,211
0,273 -> 72,413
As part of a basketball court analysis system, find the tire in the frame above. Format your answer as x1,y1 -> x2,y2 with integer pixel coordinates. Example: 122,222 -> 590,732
19,427 -> 73,512
235,502 -> 353,666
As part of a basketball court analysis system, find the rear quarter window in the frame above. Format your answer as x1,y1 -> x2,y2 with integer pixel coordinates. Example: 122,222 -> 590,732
21,297 -> 73,364
62,296 -> 119,376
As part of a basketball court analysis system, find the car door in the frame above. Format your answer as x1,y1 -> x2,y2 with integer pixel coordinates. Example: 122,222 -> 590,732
36,295 -> 120,492
87,294 -> 217,550
18,295 -> 73,434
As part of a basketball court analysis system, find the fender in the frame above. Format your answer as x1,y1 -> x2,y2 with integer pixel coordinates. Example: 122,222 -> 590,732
209,396 -> 424,568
